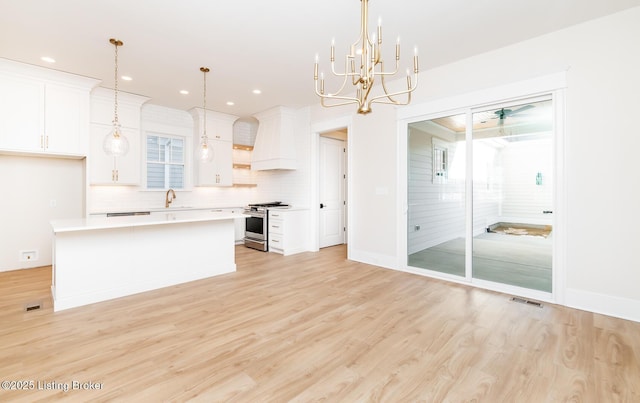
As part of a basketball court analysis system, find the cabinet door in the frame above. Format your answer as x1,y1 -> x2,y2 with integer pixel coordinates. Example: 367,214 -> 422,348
113,126 -> 141,185
214,140 -> 233,186
89,124 -> 116,183
89,123 -> 140,185
0,74 -> 44,151
44,84 -> 88,154
195,139 -> 232,186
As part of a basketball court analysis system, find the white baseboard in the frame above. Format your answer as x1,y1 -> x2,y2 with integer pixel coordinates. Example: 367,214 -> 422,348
349,249 -> 397,270
565,288 -> 640,323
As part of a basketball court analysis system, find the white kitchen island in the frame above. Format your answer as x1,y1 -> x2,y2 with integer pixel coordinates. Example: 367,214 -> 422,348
50,210 -> 246,311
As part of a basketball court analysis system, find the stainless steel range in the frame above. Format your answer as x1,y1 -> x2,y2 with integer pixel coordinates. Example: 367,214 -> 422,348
243,202 -> 289,251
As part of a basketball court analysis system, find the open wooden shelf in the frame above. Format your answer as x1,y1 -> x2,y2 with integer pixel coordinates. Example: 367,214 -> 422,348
233,163 -> 251,170
232,183 -> 257,188
233,144 -> 254,151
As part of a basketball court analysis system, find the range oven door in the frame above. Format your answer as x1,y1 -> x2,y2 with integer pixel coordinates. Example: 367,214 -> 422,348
244,211 -> 268,251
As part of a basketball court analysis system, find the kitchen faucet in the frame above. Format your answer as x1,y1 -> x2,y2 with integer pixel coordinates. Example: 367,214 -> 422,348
165,188 -> 176,208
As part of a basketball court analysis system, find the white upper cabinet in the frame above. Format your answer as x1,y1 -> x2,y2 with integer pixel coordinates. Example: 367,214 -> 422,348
88,87 -> 149,185
0,59 -> 98,158
189,108 -> 238,187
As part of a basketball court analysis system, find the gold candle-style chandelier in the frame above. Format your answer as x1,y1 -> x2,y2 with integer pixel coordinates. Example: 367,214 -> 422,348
314,0 -> 419,114
103,38 -> 130,156
198,67 -> 214,162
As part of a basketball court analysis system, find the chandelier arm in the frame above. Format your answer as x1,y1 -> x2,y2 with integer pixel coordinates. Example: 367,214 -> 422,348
367,71 -> 418,107
329,56 -> 359,95
372,57 -> 401,77
315,72 -> 352,99
317,90 -> 362,104
320,97 -> 361,109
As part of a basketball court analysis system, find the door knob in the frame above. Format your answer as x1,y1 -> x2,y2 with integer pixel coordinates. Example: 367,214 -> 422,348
320,203 -> 325,209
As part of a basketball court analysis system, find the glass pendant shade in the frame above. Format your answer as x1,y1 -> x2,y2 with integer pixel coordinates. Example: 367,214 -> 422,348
103,122 -> 130,157
198,137 -> 214,162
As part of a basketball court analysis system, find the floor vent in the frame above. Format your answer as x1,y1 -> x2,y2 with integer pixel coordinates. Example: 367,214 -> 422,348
24,301 -> 42,312
511,297 -> 542,308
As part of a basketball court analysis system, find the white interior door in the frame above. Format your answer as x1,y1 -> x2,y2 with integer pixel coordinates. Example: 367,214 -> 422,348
319,136 -> 345,248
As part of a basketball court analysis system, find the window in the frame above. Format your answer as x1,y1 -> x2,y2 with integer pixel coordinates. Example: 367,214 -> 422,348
146,133 -> 185,189
432,137 -> 450,184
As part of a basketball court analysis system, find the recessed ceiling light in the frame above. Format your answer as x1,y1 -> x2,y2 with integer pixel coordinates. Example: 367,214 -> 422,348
121,75 -> 132,81
226,101 -> 235,106
180,90 -> 189,95
41,56 -> 55,63
252,89 -> 261,95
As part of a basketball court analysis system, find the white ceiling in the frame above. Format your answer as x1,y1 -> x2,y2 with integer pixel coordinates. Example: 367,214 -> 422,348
2,0 -> 639,119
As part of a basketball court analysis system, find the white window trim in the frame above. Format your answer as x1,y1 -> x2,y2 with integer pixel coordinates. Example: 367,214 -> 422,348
141,121 -> 193,190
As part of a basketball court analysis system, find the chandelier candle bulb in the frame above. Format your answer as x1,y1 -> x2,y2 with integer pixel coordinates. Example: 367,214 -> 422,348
331,39 -> 335,62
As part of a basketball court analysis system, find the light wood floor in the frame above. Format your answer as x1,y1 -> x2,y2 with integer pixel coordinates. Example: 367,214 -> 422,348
1,245 -> 639,402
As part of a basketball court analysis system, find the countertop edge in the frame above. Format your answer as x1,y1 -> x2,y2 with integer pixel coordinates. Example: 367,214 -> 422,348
52,211 -> 248,233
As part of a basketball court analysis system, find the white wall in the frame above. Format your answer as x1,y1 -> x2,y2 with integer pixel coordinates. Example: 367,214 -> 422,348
308,6 -> 640,321
0,155 -> 83,271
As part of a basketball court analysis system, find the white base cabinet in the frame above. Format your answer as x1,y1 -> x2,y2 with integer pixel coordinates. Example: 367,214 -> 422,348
268,209 -> 308,255
212,208 -> 246,243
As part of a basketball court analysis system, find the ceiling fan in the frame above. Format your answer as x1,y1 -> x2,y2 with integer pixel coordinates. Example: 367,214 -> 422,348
493,104 -> 534,126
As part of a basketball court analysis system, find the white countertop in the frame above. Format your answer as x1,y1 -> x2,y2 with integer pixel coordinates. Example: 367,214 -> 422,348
51,210 -> 248,233
89,206 -> 243,216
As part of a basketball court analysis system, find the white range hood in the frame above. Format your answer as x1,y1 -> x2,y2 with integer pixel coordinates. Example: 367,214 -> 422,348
251,106 -> 297,170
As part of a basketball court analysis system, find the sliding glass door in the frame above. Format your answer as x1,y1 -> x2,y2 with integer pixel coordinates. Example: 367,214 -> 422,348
471,99 -> 553,292
407,96 -> 554,294
407,113 -> 466,277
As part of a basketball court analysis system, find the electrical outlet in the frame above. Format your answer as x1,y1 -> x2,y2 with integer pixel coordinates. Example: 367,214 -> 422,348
50,199 -> 57,207
20,250 -> 38,262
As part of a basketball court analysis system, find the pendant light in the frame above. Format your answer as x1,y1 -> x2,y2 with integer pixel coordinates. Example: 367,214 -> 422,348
103,38 -> 130,157
198,67 -> 214,162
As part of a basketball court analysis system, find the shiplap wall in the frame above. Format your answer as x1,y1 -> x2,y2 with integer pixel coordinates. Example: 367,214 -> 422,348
472,140 -> 502,235
499,138 -> 553,224
408,126 -> 551,254
408,126 -> 465,255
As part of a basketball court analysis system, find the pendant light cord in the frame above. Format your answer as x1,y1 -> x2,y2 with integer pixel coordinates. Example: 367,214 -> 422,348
113,40 -> 120,125
203,68 -> 207,138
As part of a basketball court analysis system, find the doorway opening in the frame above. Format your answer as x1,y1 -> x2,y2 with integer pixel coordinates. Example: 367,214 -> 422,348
319,128 -> 348,249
